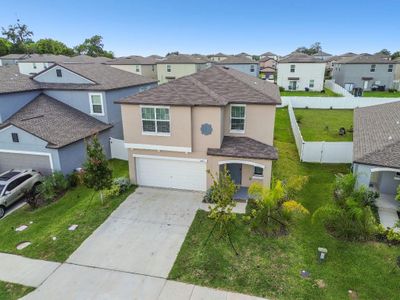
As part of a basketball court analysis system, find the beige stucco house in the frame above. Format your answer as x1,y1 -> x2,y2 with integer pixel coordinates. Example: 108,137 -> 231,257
117,66 -> 280,196
156,54 -> 210,84
105,56 -> 158,80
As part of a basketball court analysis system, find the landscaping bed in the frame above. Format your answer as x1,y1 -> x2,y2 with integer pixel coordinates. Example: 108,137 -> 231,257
0,159 -> 134,262
169,108 -> 400,300
0,281 -> 33,300
363,91 -> 400,98
280,88 -> 342,97
294,108 -> 353,141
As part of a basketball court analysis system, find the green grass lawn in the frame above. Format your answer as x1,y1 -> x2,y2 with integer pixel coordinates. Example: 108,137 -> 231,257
363,91 -> 400,98
0,159 -> 134,262
280,88 -> 342,97
294,109 -> 353,141
0,281 -> 33,300
169,108 -> 400,300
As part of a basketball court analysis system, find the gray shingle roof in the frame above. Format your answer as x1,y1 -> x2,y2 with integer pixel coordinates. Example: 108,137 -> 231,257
157,54 -> 208,64
260,52 -> 277,57
336,54 -> 392,64
64,55 -> 110,63
354,101 -> 400,168
0,65 -> 41,93
279,52 -> 324,63
0,54 -> 28,60
208,136 -> 278,160
117,65 -> 281,106
0,63 -> 156,94
216,56 -> 256,64
313,50 -> 332,57
22,54 -> 69,63
105,55 -> 156,65
2,94 -> 112,148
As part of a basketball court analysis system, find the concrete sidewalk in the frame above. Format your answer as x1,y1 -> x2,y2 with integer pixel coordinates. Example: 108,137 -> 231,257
0,253 -> 60,287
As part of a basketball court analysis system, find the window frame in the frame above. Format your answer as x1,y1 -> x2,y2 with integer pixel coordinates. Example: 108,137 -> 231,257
230,104 -> 246,133
166,65 -> 171,72
290,64 -> 295,73
253,166 -> 264,178
370,64 -> 376,72
309,79 -> 315,88
89,93 -> 105,116
388,64 -> 393,72
56,69 -> 63,77
135,65 -> 140,73
140,105 -> 171,136
250,64 -> 255,72
11,133 -> 19,143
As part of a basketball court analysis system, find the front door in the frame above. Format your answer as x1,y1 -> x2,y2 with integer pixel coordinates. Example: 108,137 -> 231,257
289,81 -> 297,90
227,164 -> 242,185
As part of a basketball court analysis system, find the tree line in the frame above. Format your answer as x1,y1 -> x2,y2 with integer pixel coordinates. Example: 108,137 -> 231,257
0,20 -> 114,58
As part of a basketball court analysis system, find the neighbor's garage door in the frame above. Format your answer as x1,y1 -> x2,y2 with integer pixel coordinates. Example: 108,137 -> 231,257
136,156 -> 206,191
0,152 -> 52,174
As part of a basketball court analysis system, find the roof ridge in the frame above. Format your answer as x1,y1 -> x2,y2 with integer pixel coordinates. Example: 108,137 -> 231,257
187,75 -> 226,105
357,139 -> 400,163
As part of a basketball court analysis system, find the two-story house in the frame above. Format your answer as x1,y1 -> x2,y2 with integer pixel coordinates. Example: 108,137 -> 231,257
18,54 -> 69,75
277,52 -> 326,91
117,66 -> 280,193
156,54 -> 210,84
332,54 -> 397,91
259,56 -> 277,81
208,53 -> 228,62
216,56 -> 259,77
260,52 -> 279,61
312,50 -> 332,61
105,55 -> 158,80
0,54 -> 28,66
0,63 -> 156,174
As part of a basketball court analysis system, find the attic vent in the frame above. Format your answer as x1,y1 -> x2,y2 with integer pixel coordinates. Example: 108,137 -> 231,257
222,66 -> 230,70
56,69 -> 62,77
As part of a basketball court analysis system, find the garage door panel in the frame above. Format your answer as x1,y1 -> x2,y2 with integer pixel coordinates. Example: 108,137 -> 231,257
0,152 -> 52,175
136,157 -> 206,191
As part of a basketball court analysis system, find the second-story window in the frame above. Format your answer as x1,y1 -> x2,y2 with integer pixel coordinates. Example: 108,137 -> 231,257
167,65 -> 171,72
388,64 -> 393,72
230,104 -> 245,132
135,65 -> 140,72
250,65 -> 255,72
290,64 -> 295,72
370,64 -> 376,72
89,93 -> 104,115
33,63 -> 37,69
141,106 -> 170,134
309,79 -> 315,88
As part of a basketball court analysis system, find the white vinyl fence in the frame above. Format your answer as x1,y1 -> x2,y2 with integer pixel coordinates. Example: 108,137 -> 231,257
287,102 -> 353,163
324,79 -> 354,98
280,96 -> 400,109
110,138 -> 128,160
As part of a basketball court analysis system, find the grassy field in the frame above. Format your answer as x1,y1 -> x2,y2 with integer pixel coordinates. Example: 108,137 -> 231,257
363,91 -> 400,98
0,159 -> 133,262
280,88 -> 342,97
294,109 -> 353,141
169,108 -> 400,300
0,281 -> 33,300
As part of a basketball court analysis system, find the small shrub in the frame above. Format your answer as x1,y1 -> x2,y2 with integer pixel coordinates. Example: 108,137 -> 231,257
203,187 -> 215,203
37,172 -> 68,203
24,189 -> 42,209
388,88 -> 396,93
321,89 -> 326,94
279,86 -> 285,92
113,177 -> 131,193
66,172 -> 80,188
104,184 -> 121,200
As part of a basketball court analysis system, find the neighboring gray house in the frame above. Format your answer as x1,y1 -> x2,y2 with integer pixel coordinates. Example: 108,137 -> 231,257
215,56 -> 259,77
0,63 -> 157,175
105,55 -> 158,80
0,54 -> 28,66
332,54 -> 397,91
353,101 -> 400,229
312,50 -> 332,61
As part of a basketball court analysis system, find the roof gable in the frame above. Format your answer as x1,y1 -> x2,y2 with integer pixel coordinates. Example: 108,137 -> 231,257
33,65 -> 96,85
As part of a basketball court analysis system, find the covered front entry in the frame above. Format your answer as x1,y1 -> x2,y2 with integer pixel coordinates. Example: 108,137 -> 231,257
135,155 -> 207,191
226,163 -> 242,185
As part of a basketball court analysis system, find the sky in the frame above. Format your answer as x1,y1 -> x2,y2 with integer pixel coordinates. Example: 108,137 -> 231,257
1,0 -> 399,57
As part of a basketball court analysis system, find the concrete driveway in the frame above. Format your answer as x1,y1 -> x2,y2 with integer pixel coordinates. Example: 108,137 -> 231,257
67,187 -> 203,278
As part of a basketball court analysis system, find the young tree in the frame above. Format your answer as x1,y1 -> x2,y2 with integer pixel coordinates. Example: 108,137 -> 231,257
74,35 -> 114,58
33,38 -> 74,55
377,49 -> 391,56
1,20 -> 33,53
0,38 -> 12,56
245,176 -> 309,236
206,167 -> 239,254
295,42 -> 322,55
392,51 -> 400,60
82,135 -> 112,203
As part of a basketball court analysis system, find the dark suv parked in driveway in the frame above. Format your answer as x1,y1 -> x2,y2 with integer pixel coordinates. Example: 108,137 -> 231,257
0,169 -> 43,218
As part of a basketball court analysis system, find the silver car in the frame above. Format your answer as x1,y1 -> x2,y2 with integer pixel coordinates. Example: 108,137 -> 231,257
0,169 -> 43,218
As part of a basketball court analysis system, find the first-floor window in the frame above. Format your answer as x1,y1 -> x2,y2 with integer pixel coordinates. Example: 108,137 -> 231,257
141,106 -> 170,134
89,93 -> 104,115
230,105 -> 245,132
309,79 -> 315,88
254,166 -> 263,176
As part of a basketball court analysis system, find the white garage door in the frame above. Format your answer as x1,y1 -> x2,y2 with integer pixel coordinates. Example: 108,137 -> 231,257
136,156 -> 206,191
0,151 -> 52,174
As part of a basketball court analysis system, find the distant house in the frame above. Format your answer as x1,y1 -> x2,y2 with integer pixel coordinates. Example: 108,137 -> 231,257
156,54 -> 210,84
312,50 -> 332,61
353,102 -> 400,228
260,52 -> 278,61
277,52 -> 326,91
0,63 -> 157,174
215,56 -> 259,77
235,52 -> 253,60
18,54 -> 69,75
105,55 -> 158,80
332,54 -> 397,91
259,57 -> 277,81
0,54 -> 28,66
208,53 -> 228,62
